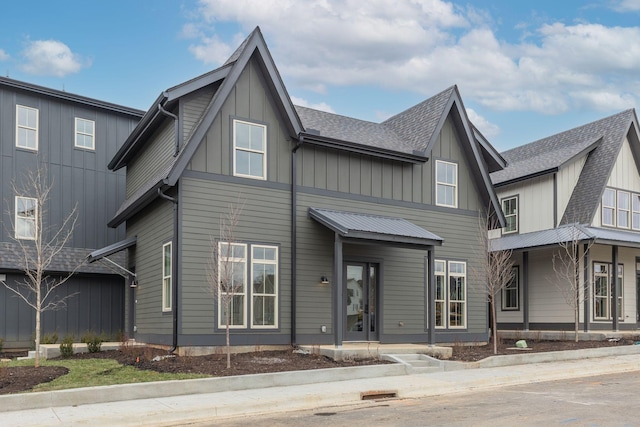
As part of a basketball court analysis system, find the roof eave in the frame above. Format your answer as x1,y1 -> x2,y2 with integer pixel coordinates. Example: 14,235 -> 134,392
300,133 -> 427,164
493,167 -> 559,188
107,182 -> 164,228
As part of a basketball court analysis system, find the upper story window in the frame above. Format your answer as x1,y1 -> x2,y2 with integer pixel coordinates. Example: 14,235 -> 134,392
435,160 -> 457,208
15,196 -> 37,240
162,242 -> 172,312
16,105 -> 38,150
75,118 -> 95,150
602,187 -> 640,231
233,120 -> 266,180
502,196 -> 518,234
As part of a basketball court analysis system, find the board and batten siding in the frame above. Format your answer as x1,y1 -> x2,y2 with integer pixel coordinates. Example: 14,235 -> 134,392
497,174 -> 555,235
126,120 -> 175,198
178,177 -> 291,342
126,197 -> 174,340
297,115 -> 482,212
181,84 -> 217,145
295,190 -> 488,342
187,56 -> 292,184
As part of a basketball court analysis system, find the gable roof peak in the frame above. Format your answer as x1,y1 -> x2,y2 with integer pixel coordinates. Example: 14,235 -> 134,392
223,26 -> 263,66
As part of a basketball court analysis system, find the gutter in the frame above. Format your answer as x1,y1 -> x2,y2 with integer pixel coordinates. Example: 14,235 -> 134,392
291,135 -> 304,346
158,94 -> 180,156
158,187 -> 179,353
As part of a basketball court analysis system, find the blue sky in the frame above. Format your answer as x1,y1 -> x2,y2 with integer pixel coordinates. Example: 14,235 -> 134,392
2,0 -> 640,151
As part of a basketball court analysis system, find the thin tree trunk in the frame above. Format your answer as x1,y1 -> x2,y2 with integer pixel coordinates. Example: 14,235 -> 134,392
35,300 -> 41,368
491,297 -> 498,355
226,297 -> 231,369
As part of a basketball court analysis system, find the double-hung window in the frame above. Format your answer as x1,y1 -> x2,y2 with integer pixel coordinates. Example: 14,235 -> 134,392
435,160 -> 457,208
162,242 -> 172,311
16,105 -> 38,150
15,196 -> 37,240
501,266 -> 519,310
633,194 -> 640,230
593,262 -> 623,320
218,242 -> 279,329
602,188 -> 616,226
502,196 -> 518,234
433,260 -> 467,328
617,191 -> 630,228
75,118 -> 95,150
233,120 -> 266,180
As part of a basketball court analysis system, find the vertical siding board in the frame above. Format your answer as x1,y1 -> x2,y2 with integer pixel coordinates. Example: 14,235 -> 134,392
349,154 -> 361,194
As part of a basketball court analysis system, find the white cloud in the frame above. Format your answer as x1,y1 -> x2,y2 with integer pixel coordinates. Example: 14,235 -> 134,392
21,40 -> 87,77
0,49 -> 9,61
466,108 -> 500,139
290,96 -> 335,113
183,0 -> 640,116
611,0 -> 640,11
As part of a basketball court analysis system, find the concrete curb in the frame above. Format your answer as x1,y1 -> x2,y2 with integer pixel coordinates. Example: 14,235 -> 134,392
0,361 -> 408,411
2,344 -> 639,413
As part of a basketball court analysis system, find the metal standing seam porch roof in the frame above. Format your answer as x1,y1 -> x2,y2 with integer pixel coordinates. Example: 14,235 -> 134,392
86,236 -> 137,263
308,208 -> 443,247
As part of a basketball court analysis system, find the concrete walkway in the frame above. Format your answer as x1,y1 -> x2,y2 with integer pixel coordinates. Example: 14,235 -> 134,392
2,347 -> 640,426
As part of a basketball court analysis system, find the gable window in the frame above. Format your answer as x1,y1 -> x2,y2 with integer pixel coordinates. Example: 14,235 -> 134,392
16,105 -> 38,150
633,194 -> 640,230
593,262 -> 623,321
617,191 -> 630,229
435,160 -> 457,208
502,196 -> 518,234
433,259 -> 467,328
15,196 -> 37,240
501,266 -> 519,310
602,188 -> 615,226
162,242 -> 172,311
233,120 -> 266,180
75,118 -> 95,150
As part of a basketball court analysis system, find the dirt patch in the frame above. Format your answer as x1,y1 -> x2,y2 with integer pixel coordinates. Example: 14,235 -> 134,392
1,338 -> 639,395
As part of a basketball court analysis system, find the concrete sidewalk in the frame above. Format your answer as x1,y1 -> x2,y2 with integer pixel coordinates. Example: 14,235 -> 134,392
2,349 -> 640,426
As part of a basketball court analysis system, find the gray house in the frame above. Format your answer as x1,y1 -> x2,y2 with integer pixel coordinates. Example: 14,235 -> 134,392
94,27 -> 506,353
491,109 -> 640,333
0,77 -> 143,348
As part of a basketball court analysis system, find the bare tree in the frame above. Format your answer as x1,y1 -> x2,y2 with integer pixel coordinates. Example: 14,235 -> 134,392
476,208 -> 515,355
551,224 -> 594,342
1,163 -> 81,367
205,202 -> 243,369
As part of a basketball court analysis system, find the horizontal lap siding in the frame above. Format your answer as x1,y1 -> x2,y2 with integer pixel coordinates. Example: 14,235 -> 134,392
126,121 -> 174,198
126,198 -> 174,337
179,178 -> 291,338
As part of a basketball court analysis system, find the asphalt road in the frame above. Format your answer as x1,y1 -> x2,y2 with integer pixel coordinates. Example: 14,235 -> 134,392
210,371 -> 640,426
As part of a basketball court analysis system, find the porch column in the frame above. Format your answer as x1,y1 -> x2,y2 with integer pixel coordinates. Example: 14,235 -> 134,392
612,245 -> 619,331
333,233 -> 344,347
583,243 -> 590,332
426,250 -> 435,345
523,251 -> 529,331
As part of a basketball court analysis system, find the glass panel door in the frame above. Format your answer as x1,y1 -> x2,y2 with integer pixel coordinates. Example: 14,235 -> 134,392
344,262 -> 378,341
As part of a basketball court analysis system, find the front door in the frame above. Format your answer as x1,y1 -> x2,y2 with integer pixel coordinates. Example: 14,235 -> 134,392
344,262 -> 378,341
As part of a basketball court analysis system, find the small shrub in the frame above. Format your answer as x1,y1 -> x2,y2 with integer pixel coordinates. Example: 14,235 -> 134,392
42,332 -> 59,344
87,334 -> 102,353
60,335 -> 74,358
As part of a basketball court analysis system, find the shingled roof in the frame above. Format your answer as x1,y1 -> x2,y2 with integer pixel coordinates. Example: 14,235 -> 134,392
491,109 -> 640,225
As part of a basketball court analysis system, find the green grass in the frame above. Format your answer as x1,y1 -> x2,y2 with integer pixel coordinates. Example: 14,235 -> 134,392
6,358 -> 208,392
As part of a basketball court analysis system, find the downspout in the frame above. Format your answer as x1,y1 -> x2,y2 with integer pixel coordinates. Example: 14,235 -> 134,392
158,101 -> 180,156
291,135 -> 304,346
158,187 -> 179,353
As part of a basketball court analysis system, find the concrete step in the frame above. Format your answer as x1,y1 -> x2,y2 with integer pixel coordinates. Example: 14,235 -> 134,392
382,353 -> 445,374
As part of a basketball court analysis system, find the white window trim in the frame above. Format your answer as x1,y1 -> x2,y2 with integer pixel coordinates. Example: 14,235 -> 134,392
502,196 -> 518,234
435,160 -> 458,208
448,261 -> 467,329
434,260 -> 446,329
250,245 -> 278,329
15,196 -> 38,240
632,194 -> 640,230
162,242 -> 172,312
602,188 -> 616,227
217,242 -> 248,329
233,119 -> 267,180
75,117 -> 95,150
617,191 -> 630,229
433,259 -> 467,329
16,105 -> 39,151
593,262 -> 623,321
501,266 -> 519,310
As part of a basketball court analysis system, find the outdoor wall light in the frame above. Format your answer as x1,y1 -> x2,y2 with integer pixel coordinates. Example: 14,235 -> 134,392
320,276 -> 330,284
130,278 -> 138,288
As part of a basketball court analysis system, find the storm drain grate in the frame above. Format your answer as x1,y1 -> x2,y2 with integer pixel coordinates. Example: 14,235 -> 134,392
360,390 -> 398,400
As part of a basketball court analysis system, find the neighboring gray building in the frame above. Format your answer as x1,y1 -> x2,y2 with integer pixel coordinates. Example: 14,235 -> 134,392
491,110 -> 640,333
96,27 -> 506,353
0,77 -> 143,348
